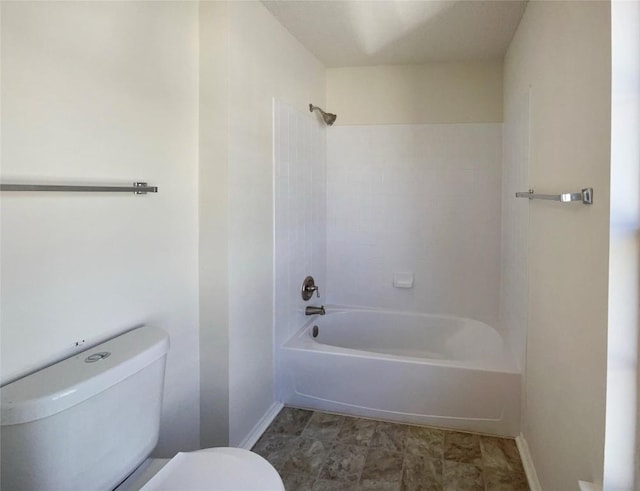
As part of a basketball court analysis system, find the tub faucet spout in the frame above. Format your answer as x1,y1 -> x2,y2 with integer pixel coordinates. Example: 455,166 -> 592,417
306,305 -> 325,316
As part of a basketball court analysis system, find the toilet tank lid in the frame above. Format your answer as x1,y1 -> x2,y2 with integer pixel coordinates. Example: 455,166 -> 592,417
1,326 -> 169,426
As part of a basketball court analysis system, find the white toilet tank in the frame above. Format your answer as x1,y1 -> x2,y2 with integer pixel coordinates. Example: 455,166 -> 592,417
1,326 -> 170,491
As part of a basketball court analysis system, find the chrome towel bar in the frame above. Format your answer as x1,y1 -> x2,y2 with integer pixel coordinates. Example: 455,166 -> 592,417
515,187 -> 593,205
0,182 -> 157,195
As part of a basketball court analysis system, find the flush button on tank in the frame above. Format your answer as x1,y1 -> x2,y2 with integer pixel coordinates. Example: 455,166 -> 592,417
85,352 -> 111,363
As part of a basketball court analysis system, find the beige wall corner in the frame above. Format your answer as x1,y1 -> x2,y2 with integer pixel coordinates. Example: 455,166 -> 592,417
504,1 -> 611,489
199,0 -> 230,448
226,0 -> 326,446
327,62 -> 503,125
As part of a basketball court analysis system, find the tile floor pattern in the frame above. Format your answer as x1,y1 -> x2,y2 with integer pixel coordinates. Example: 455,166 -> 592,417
252,407 -> 529,491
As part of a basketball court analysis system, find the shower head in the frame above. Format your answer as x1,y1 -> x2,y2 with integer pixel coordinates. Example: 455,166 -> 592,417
309,104 -> 337,126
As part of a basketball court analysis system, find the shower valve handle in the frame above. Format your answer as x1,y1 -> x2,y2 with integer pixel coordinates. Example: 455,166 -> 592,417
301,276 -> 320,301
305,284 -> 319,297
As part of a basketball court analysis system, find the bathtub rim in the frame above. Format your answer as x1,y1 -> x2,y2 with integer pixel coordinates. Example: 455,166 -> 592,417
283,305 -> 520,374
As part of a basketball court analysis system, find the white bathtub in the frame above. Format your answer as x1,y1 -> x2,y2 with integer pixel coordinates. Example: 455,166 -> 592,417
280,307 -> 521,436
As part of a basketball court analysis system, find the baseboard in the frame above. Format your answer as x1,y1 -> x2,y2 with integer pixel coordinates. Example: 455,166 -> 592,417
516,433 -> 542,491
578,481 -> 601,491
237,402 -> 284,450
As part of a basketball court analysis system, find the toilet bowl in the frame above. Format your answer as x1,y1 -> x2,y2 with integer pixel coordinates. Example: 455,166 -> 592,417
118,448 -> 284,491
1,326 -> 284,491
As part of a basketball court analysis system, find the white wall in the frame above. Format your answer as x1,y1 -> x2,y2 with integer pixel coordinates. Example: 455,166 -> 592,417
325,123 -> 502,326
226,2 -> 325,446
198,1 -> 230,448
504,1 -> 611,488
0,1 -> 200,456
604,1 -> 640,488
327,62 -> 503,125
273,99 -> 326,399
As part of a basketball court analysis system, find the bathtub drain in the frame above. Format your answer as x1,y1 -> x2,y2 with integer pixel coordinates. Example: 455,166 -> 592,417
312,325 -> 319,338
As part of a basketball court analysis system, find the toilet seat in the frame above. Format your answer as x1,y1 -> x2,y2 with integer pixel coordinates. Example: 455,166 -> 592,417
139,447 -> 284,491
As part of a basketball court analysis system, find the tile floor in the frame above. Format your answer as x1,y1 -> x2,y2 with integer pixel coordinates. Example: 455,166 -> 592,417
252,407 -> 529,491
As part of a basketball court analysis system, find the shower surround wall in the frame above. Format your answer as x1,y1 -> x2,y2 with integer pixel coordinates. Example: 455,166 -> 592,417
273,100 -> 326,398
326,124 -> 502,326
500,93 -> 530,371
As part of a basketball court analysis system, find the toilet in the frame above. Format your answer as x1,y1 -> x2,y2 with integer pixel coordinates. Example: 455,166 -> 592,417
0,326 -> 285,491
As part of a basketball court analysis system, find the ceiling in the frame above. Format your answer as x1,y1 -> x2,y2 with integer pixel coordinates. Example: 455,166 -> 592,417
262,0 -> 528,67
